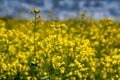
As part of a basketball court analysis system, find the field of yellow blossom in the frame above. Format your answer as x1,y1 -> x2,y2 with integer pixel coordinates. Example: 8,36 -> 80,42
0,15 -> 120,80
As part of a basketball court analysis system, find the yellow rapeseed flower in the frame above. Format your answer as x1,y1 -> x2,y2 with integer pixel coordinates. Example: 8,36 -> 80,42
91,67 -> 96,72
60,67 -> 65,74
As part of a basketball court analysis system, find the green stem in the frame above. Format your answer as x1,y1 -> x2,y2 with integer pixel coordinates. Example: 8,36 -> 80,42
31,13 -> 37,80
34,13 -> 37,57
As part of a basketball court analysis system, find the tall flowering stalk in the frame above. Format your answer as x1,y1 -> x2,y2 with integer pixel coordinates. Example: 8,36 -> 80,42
30,9 -> 40,58
29,9 -> 40,79
33,9 -> 40,57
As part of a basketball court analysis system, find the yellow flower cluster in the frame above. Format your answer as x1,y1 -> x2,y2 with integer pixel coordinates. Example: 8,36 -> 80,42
0,17 -> 120,80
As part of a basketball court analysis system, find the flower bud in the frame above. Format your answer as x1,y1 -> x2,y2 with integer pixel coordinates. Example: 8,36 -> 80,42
33,9 -> 40,14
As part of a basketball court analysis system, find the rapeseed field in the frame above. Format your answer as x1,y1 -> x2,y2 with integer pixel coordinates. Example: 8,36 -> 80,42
0,9 -> 120,80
